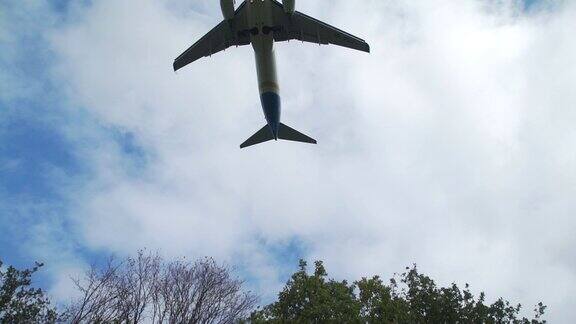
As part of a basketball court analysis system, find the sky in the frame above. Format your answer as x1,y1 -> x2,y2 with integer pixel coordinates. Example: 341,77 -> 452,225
1,0 -> 575,321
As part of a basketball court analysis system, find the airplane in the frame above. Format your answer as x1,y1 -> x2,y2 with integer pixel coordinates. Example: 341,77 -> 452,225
173,0 -> 370,148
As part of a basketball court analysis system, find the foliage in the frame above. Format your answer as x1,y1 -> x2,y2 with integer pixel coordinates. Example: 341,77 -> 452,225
251,261 -> 547,324
251,260 -> 360,323
0,260 -> 59,323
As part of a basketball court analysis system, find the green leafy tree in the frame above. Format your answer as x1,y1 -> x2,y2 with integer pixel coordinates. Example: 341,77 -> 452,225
251,261 -> 547,324
0,260 -> 59,323
251,260 -> 361,323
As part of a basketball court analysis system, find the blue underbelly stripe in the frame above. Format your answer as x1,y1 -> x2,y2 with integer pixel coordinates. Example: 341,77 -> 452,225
260,92 -> 281,137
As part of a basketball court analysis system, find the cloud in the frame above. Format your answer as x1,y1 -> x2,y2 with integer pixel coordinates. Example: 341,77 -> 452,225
2,0 -> 575,321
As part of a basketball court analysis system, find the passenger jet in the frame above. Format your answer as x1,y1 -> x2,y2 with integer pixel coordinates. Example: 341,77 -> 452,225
174,0 -> 370,148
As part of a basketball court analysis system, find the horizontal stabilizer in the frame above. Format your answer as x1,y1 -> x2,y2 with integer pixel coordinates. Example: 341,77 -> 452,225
240,125 -> 274,149
240,123 -> 317,149
278,123 -> 317,145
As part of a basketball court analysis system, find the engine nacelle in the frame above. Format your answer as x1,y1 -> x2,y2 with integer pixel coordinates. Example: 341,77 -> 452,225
283,0 -> 295,14
220,0 -> 235,20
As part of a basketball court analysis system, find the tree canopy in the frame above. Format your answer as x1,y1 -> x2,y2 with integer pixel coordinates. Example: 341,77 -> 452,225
1,256 -> 548,323
250,260 -> 547,324
1,253 -> 257,323
66,251 -> 257,323
0,260 -> 59,323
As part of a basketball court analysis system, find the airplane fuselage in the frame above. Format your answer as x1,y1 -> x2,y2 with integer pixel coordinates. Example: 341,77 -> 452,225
174,0 -> 369,148
247,0 -> 281,139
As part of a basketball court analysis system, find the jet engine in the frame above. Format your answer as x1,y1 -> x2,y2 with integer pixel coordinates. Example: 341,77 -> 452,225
220,0 -> 235,20
283,0 -> 295,14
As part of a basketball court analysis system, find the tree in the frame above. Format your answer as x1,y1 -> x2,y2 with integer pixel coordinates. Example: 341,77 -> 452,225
66,251 -> 258,323
251,261 -> 547,324
0,260 -> 59,323
251,260 -> 360,323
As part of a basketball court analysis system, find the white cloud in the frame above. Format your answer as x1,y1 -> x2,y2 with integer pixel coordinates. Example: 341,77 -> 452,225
37,0 -> 576,321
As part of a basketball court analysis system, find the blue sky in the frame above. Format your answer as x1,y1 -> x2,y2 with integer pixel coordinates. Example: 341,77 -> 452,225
2,0 -> 576,321
0,0 -> 542,256
1,0 -> 307,273
0,0 -> 139,280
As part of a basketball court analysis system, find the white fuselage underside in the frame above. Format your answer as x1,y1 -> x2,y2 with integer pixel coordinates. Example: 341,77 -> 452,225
247,0 -> 279,95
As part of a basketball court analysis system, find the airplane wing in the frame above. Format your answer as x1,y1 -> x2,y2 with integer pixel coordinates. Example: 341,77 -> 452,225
174,2 -> 250,71
270,0 -> 370,53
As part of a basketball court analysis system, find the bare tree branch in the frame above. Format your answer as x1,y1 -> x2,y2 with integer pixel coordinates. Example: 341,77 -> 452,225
65,252 -> 257,323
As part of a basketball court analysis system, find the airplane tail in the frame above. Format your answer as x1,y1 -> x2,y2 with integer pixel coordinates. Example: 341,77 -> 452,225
278,123 -> 317,145
240,123 -> 317,149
